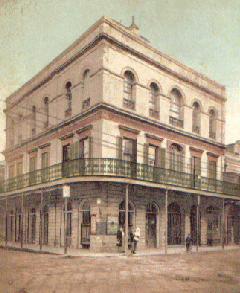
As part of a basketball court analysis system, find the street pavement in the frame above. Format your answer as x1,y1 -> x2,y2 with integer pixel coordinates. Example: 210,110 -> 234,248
0,247 -> 240,292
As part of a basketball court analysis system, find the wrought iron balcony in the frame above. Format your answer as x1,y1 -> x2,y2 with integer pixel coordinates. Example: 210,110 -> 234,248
1,159 -> 240,198
169,116 -> 183,128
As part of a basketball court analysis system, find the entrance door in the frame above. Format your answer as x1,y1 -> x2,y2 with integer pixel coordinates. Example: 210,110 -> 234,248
146,203 -> 157,248
80,201 -> 90,248
168,203 -> 181,245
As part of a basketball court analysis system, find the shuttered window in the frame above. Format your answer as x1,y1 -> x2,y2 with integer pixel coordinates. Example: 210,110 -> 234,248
192,156 -> 201,176
208,161 -> 217,179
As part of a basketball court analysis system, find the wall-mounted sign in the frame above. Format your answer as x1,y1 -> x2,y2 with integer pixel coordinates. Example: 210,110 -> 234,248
63,185 -> 70,198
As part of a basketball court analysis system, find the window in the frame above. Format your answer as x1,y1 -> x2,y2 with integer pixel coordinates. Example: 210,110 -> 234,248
27,208 -> 36,243
81,201 -> 90,247
119,200 -> 134,228
192,102 -> 200,134
169,143 -> 184,172
82,69 -> 91,109
149,82 -> 159,119
9,165 -> 14,179
8,118 -> 14,147
32,105 -> 36,135
44,97 -> 49,129
208,160 -> 217,179
168,203 -> 182,245
169,89 -> 183,127
192,156 -> 201,188
62,144 -> 70,177
18,114 -> 23,143
41,152 -> 49,182
123,71 -> 135,109
29,156 -> 36,185
209,109 -> 216,139
17,162 -> 23,177
65,82 -> 72,117
123,138 -> 133,162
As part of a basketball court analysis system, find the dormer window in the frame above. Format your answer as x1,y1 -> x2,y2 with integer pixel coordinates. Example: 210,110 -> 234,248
149,82 -> 159,119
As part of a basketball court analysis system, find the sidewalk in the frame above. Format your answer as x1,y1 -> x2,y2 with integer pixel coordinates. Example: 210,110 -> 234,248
1,242 -> 239,257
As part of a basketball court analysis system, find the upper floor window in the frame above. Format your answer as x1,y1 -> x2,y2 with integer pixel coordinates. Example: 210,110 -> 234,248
18,114 -> 23,144
9,165 -> 14,179
82,69 -> 91,110
65,82 -> 72,117
123,70 -> 135,109
32,105 -> 36,135
149,82 -> 159,119
209,109 -> 216,139
169,88 -> 183,128
192,102 -> 201,134
44,97 -> 49,129
169,143 -> 184,172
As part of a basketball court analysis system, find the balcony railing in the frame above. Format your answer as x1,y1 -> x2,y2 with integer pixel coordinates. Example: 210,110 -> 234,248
169,116 -> 183,128
1,159 -> 240,198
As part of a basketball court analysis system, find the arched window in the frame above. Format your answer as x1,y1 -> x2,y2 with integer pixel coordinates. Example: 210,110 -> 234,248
192,102 -> 200,134
32,105 -> 36,135
119,200 -> 134,228
123,70 -> 135,109
149,82 -> 159,119
209,109 -> 216,139
169,143 -> 184,172
82,69 -> 91,109
65,82 -> 72,117
169,88 -> 183,127
44,97 -> 49,128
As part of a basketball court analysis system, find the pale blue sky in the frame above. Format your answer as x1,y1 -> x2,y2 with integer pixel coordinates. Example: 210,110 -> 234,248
1,0 -> 240,160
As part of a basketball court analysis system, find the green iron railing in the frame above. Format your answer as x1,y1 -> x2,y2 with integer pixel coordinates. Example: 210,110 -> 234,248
1,158 -> 239,198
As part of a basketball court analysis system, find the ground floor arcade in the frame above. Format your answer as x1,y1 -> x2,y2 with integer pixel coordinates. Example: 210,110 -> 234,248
0,181 -> 240,253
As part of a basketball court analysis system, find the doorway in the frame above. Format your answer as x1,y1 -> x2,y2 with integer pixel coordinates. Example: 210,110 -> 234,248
146,203 -> 158,248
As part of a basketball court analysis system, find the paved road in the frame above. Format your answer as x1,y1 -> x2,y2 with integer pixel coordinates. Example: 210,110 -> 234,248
1,248 -> 240,292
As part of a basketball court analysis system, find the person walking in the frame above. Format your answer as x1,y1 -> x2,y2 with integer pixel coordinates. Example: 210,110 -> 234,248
133,227 -> 140,254
186,234 -> 191,252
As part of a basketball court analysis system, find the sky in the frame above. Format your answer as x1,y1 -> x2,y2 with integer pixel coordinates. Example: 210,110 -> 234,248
0,0 -> 240,160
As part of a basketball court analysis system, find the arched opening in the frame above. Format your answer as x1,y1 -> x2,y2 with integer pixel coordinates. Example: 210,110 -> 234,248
192,102 -> 201,134
146,202 -> 158,248
149,82 -> 159,119
80,201 -> 90,248
206,206 -> 220,246
168,203 -> 182,245
169,88 -> 183,127
123,70 -> 135,109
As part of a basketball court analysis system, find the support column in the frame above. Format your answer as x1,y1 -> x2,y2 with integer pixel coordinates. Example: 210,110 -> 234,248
165,188 -> 168,255
222,198 -> 225,249
5,197 -> 7,246
40,189 -> 43,251
196,195 -> 200,252
125,184 -> 129,256
64,197 -> 68,254
21,193 -> 24,248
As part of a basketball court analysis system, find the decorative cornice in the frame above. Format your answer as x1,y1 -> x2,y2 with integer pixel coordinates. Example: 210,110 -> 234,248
76,124 -> 93,135
59,133 -> 74,140
207,152 -> 220,158
145,133 -> 164,142
189,147 -> 204,153
119,125 -> 140,135
27,148 -> 38,154
38,143 -> 51,149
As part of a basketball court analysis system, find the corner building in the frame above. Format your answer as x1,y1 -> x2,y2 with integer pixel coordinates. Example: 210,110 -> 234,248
1,17 -> 240,253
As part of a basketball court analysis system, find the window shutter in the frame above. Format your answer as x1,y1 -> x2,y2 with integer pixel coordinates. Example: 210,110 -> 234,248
70,143 -> 75,160
132,139 -> 137,163
89,137 -> 93,159
143,144 -> 149,165
116,136 -> 123,160
74,141 -> 79,159
179,154 -> 184,172
159,148 -> 166,169
195,157 -> 201,176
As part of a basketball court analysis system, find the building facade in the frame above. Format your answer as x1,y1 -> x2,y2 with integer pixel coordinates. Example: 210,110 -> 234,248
0,17 -> 239,253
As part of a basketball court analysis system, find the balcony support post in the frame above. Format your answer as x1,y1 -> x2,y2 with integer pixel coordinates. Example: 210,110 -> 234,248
196,195 -> 200,252
64,197 -> 68,255
21,193 -> 24,248
165,188 -> 168,254
222,198 -> 225,249
40,189 -> 43,251
5,197 -> 7,246
125,184 -> 130,256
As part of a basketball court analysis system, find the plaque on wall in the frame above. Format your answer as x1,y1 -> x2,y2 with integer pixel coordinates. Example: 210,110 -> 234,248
107,216 -> 118,235
96,218 -> 107,235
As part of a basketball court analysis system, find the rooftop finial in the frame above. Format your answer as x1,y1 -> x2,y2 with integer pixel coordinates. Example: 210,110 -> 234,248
132,16 -> 134,25
129,16 -> 139,36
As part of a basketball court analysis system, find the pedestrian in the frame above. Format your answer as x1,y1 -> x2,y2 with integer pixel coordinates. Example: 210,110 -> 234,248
133,227 -> 140,254
186,234 -> 191,252
130,229 -> 134,254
